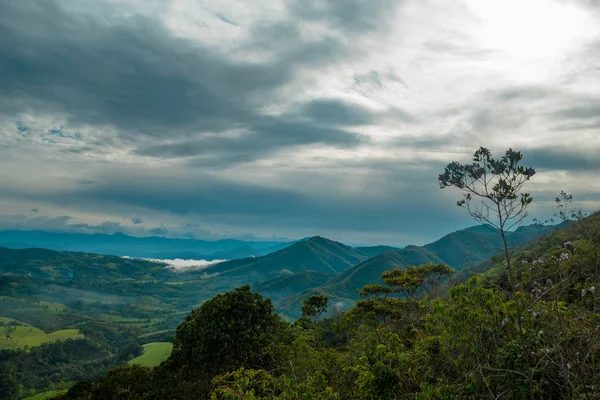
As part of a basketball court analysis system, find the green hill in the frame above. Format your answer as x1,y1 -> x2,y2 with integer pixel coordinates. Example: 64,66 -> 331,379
0,247 -> 170,284
423,223 -> 561,270
200,236 -> 372,279
275,224 -> 560,319
253,270 -> 335,301
274,246 -> 444,319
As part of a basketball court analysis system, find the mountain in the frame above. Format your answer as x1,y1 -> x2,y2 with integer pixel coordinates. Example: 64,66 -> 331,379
318,246 -> 445,300
423,223 -> 563,270
252,270 -> 335,301
0,230 -> 292,260
274,223 -> 562,319
0,246 -> 170,283
199,236 -> 372,280
274,246 -> 445,318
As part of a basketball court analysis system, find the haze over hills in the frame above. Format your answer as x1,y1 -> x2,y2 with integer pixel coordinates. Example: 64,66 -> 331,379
0,230 -> 293,260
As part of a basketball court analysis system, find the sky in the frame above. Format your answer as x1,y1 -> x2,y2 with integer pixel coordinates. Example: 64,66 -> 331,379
1,0 -> 600,246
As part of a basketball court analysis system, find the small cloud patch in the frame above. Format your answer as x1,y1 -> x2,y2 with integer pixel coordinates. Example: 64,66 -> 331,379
123,256 -> 227,272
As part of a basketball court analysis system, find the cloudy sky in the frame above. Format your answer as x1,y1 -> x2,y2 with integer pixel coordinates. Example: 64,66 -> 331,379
1,0 -> 600,245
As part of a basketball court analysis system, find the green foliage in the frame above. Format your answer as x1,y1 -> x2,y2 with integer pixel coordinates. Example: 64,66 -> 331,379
380,263 -> 455,300
301,295 -> 329,322
58,365 -> 153,400
169,285 -> 280,375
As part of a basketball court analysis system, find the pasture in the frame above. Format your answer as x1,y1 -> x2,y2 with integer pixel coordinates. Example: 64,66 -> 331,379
128,342 -> 173,367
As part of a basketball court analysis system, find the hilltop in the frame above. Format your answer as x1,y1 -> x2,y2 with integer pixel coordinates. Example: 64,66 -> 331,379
199,236 -> 394,279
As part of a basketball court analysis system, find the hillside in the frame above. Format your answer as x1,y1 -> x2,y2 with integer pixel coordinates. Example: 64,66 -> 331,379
275,223 -> 560,319
423,223 -> 560,270
199,236 -> 372,279
252,270 -> 335,301
275,246 -> 445,318
0,247 -> 170,283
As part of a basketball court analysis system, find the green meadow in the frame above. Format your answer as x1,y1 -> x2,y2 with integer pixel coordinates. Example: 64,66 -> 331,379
0,324 -> 83,350
128,342 -> 173,367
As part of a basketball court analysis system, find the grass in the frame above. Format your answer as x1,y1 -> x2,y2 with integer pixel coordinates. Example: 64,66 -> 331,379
23,390 -> 68,400
0,316 -> 30,325
128,342 -> 173,367
0,326 -> 83,350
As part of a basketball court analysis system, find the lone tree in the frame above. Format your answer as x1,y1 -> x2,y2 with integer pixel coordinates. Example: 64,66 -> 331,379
438,147 -> 535,288
301,295 -> 329,322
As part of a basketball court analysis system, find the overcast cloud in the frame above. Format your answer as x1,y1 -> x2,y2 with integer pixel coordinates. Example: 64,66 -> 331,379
1,0 -> 600,245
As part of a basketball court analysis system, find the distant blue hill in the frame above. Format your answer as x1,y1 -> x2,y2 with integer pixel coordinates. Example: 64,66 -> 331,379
0,230 -> 294,260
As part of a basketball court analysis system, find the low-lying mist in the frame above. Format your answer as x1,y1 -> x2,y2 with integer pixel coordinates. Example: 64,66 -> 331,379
122,256 -> 227,272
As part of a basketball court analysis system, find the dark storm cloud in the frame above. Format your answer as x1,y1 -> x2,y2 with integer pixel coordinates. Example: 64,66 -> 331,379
131,217 -> 143,225
0,2 -> 255,134
524,148 -> 600,172
135,114 -> 366,160
552,102 -> 600,121
300,99 -> 374,126
0,0 -> 384,159
24,155 -> 465,241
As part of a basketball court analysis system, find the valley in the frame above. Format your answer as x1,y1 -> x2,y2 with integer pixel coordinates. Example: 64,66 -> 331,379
0,221 -> 560,398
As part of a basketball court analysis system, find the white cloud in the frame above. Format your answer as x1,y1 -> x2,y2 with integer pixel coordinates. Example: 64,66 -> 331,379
123,257 -> 227,272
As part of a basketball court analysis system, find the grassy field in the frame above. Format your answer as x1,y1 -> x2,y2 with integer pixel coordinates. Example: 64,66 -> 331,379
0,325 -> 83,350
128,342 -> 173,367
23,390 -> 68,400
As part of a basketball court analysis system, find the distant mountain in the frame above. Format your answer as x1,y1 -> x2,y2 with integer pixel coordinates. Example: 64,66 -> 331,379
199,236 -> 373,280
0,246 -> 170,283
0,230 -> 292,260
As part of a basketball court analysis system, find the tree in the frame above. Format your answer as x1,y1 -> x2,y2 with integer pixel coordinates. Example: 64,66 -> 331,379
301,295 -> 329,323
3,325 -> 15,340
359,264 -> 455,301
0,375 -> 19,400
439,147 -> 535,289
169,285 -> 281,376
357,264 -> 455,327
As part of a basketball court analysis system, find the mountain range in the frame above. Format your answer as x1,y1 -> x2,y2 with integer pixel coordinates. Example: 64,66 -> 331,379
271,223 -> 561,317
0,223 -> 561,321
0,230 -> 293,260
